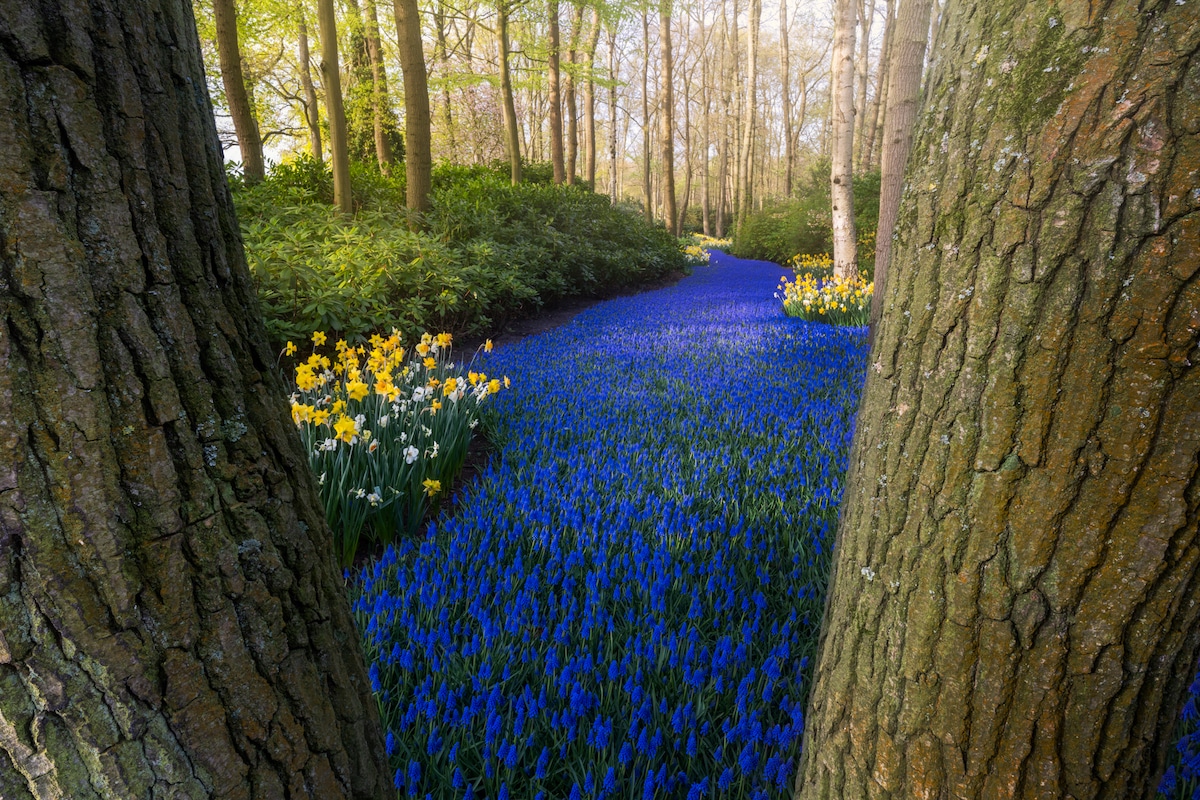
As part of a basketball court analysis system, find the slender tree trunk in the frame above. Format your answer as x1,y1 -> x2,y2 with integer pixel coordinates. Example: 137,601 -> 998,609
318,0 -> 353,212
659,0 -> 677,235
298,15 -> 324,162
779,0 -> 794,196
498,1 -> 522,184
583,8 -> 602,188
608,25 -> 619,201
735,0 -> 759,234
852,0 -> 876,171
393,0 -> 433,216
869,0 -> 932,335
548,0 -> 565,183
362,0 -> 396,172
434,1 -> 458,160
799,3 -> 1200,799
641,9 -> 653,222
212,0 -> 265,183
701,15 -> 711,236
829,0 -> 858,278
861,0 -> 894,171
0,2 -> 392,797
564,4 -> 584,184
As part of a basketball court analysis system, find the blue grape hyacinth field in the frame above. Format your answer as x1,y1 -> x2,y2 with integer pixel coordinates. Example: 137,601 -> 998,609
353,251 -> 869,798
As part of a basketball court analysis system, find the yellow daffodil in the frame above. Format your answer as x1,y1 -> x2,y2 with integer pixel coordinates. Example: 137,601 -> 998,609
333,415 -> 357,443
435,332 -> 452,348
416,342 -> 431,356
468,371 -> 480,386
431,400 -> 442,413
285,341 -> 297,356
423,357 -> 437,370
422,478 -> 441,497
347,379 -> 369,401
488,379 -> 501,395
311,408 -> 331,426
504,376 -> 511,389
484,339 -> 494,353
291,403 -> 314,424
332,399 -> 346,415
442,377 -> 458,395
312,331 -> 327,346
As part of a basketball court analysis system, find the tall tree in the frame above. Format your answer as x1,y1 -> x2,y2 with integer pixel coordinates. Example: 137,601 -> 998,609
798,2 -> 1200,798
607,23 -> 619,201
869,0 -> 932,333
641,7 -> 653,222
394,0 -> 434,215
362,0 -> 397,172
582,7 -> 603,187
564,3 -> 584,184
433,0 -> 458,160
734,0 -> 759,234
297,13 -> 324,162
851,0 -> 875,171
318,0 -> 353,212
0,0 -> 390,796
548,0 -> 566,183
779,0 -> 794,196
497,0 -> 523,183
829,0 -> 857,278
213,0 -> 266,183
659,0 -> 677,235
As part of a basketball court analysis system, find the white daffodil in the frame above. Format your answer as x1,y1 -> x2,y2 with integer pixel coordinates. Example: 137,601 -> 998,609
404,445 -> 419,464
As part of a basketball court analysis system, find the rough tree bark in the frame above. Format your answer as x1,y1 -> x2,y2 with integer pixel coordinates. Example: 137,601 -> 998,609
548,0 -> 565,184
393,0 -> 433,216
797,1 -> 1200,798
297,14 -> 323,163
869,0 -> 933,335
213,0 -> 265,184
317,0 -> 353,213
659,0 -> 677,235
498,0 -> 522,184
829,0 -> 858,279
0,2 -> 391,798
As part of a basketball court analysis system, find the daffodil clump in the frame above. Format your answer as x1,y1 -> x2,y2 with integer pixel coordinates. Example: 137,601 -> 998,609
784,252 -> 833,277
688,232 -> 733,250
683,244 -> 711,265
777,273 -> 874,326
288,330 -> 508,565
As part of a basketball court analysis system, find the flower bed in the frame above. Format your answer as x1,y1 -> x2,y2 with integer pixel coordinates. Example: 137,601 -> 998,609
354,251 -> 869,798
777,273 -> 873,327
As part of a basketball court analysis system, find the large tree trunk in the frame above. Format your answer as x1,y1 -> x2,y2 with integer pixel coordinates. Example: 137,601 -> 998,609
829,0 -> 858,278
548,0 -> 565,184
297,14 -> 324,162
797,2 -> 1200,798
869,0 -> 933,335
659,0 -> 677,235
362,0 -> 396,172
318,0 -> 353,212
498,1 -> 522,184
393,0 -> 433,217
213,0 -> 265,184
0,2 -> 390,798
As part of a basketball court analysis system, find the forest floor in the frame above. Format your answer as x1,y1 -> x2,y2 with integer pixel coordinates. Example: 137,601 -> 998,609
353,251 -> 870,798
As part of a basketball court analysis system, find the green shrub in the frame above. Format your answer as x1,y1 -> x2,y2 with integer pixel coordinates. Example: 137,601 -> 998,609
235,158 -> 689,345
732,160 -> 880,268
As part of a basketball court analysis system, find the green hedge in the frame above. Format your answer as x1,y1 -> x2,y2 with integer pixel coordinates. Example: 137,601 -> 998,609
233,157 -> 689,344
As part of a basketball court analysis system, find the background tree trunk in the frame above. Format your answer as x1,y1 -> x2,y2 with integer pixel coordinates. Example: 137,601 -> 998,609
659,0 -> 677,235
298,14 -> 324,162
0,1 -> 390,797
498,1 -> 522,184
829,0 -> 857,278
641,8 -> 653,223
583,8 -> 602,188
434,0 -> 458,160
548,0 -> 565,184
318,0 -> 353,212
869,0 -> 932,334
779,0 -> 794,197
565,3 -> 583,184
861,0 -> 895,172
394,0 -> 434,216
852,0 -> 875,171
363,0 -> 396,172
798,2 -> 1200,798
735,0 -> 759,235
213,0 -> 266,183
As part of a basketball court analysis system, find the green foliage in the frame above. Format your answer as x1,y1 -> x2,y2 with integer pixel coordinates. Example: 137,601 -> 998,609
732,160 -> 880,268
236,158 -> 689,344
